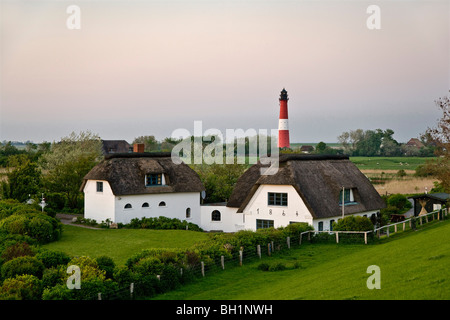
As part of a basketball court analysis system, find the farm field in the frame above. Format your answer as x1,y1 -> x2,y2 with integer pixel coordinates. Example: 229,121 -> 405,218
350,156 -> 434,171
41,225 -> 209,266
152,219 -> 450,300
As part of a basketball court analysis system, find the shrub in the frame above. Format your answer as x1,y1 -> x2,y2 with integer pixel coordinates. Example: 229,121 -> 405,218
333,216 -> 374,232
42,283 -> 73,300
41,267 -> 65,289
0,241 -> 36,262
36,250 -> 71,269
0,274 -> 42,300
387,194 -> 412,212
257,262 -> 270,271
269,262 -> 287,272
1,256 -> 45,280
96,255 -> 116,279
66,256 -> 106,282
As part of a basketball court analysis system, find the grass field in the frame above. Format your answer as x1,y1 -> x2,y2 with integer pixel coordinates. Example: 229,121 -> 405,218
41,225 -> 209,266
152,219 -> 450,300
350,156 -> 433,171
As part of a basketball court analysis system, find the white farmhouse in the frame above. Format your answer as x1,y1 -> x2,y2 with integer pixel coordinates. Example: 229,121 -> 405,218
81,152 -> 204,225
201,154 -> 386,232
81,152 -> 385,232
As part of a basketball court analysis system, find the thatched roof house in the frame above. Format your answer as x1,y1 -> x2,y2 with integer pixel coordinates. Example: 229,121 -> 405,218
81,152 -> 204,196
227,154 -> 385,219
101,140 -> 132,155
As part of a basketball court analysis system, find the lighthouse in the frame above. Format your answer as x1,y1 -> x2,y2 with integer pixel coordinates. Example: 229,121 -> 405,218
278,88 -> 290,149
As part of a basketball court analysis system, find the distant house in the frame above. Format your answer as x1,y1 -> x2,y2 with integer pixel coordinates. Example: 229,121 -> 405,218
409,193 -> 449,216
300,145 -> 314,153
101,140 -> 132,155
202,154 -> 386,232
406,138 -> 424,149
81,152 -> 204,225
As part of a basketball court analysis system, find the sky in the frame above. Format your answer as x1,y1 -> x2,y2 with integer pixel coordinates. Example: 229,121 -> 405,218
0,0 -> 449,144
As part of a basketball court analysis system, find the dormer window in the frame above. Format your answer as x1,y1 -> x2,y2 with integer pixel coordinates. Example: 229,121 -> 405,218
146,173 -> 163,186
339,188 -> 357,205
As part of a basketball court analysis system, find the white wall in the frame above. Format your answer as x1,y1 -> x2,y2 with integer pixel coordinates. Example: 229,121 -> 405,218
84,180 -> 116,223
200,205 -> 239,232
313,210 -> 379,231
84,179 -> 201,225
240,184 -> 314,231
114,192 -> 201,225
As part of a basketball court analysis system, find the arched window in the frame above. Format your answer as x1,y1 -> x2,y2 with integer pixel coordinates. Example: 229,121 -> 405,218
211,210 -> 221,221
158,201 -> 166,207
124,203 -> 132,209
186,208 -> 191,218
142,202 -> 149,208
318,221 -> 323,231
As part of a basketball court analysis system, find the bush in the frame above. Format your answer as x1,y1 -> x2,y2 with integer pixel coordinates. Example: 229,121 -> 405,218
387,194 -> 412,212
1,256 -> 45,280
42,283 -> 73,300
333,216 -> 374,232
36,250 -> 71,269
96,256 -> 116,279
42,267 -> 65,289
0,241 -> 36,263
0,274 -> 42,300
257,262 -> 270,271
0,212 -> 62,244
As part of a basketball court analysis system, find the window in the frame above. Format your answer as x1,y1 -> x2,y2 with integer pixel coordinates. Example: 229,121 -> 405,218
330,220 -> 335,231
142,202 -> 149,208
96,181 -> 103,192
318,221 -> 323,231
339,188 -> 356,205
256,219 -> 274,230
268,192 -> 288,206
158,201 -> 166,207
211,210 -> 221,221
146,174 -> 162,186
124,203 -> 132,209
186,208 -> 191,219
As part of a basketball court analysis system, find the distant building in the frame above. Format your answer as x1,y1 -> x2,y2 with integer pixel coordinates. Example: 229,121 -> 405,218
101,140 -> 132,155
406,138 -> 424,149
300,145 -> 314,153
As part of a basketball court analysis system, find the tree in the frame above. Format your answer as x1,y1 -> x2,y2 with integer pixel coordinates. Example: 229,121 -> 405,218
3,160 -> 42,202
422,91 -> 450,191
40,131 -> 103,209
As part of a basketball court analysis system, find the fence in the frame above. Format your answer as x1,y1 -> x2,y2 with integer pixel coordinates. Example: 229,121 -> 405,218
87,208 -> 449,300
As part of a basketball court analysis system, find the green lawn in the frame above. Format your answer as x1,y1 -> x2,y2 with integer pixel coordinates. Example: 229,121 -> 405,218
350,157 -> 434,171
153,220 -> 450,300
42,225 -> 209,266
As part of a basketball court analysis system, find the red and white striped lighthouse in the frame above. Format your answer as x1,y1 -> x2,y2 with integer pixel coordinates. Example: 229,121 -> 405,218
278,88 -> 290,149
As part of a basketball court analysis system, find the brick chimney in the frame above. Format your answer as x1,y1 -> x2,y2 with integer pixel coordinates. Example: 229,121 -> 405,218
133,143 -> 145,153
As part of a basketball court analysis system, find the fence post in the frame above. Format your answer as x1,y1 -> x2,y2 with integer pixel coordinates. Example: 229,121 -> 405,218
299,233 -> 302,245
387,226 -> 390,237
98,292 -> 102,300
201,262 -> 205,277
364,232 -> 367,245
239,249 -> 243,266
221,256 -> 225,270
130,282 -> 134,300
335,232 -> 339,244
287,236 -> 290,249
403,222 -> 406,231
268,243 -> 271,256
257,245 -> 261,259
308,231 -> 311,242
394,224 -> 397,233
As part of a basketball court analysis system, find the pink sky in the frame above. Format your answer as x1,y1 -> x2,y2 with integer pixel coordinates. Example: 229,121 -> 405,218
1,0 -> 449,143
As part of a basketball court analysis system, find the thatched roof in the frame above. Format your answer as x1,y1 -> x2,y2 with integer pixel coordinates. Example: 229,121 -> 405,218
101,140 -> 132,154
80,152 -> 204,196
227,154 -> 386,218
